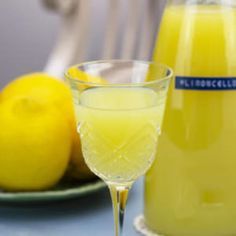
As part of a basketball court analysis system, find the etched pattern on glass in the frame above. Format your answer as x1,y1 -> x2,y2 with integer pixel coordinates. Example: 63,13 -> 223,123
79,121 -> 159,182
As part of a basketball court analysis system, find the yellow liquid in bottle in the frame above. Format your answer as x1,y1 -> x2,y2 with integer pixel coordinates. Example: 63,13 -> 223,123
77,87 -> 165,184
145,5 -> 236,236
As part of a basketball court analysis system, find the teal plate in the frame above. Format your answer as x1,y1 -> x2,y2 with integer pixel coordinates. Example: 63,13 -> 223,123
0,179 -> 106,203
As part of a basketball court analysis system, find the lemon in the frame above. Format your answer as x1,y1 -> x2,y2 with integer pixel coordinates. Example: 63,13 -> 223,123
0,71 -> 106,190
67,66 -> 106,84
0,73 -> 95,190
0,96 -> 71,191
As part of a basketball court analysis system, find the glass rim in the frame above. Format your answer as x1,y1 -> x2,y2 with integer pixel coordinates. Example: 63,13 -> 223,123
65,59 -> 173,87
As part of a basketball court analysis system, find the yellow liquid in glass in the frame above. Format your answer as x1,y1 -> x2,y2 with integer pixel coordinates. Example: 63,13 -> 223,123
77,87 -> 165,184
145,5 -> 236,236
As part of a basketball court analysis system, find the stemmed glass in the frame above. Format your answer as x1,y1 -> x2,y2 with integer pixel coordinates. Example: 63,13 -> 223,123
66,60 -> 172,236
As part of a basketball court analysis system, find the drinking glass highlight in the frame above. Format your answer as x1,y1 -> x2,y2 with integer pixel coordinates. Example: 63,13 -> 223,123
66,60 -> 172,236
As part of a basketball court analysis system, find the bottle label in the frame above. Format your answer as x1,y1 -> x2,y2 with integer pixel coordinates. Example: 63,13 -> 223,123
175,76 -> 236,90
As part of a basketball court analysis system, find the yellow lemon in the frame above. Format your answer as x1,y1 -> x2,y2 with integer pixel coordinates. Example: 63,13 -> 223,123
67,66 -> 106,84
0,73 -> 95,190
0,96 -> 71,191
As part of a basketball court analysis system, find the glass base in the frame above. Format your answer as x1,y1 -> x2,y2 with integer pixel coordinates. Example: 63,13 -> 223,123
134,215 -> 163,236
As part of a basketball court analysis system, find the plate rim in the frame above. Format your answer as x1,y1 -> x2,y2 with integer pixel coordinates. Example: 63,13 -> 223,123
0,180 -> 106,202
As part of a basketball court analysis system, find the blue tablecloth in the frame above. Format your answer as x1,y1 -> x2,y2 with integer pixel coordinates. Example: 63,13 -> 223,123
0,179 -> 144,236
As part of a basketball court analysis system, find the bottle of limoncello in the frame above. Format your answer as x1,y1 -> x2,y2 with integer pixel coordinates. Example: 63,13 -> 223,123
144,0 -> 236,235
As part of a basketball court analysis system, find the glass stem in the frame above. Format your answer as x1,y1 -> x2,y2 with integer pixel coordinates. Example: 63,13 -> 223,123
108,183 -> 132,236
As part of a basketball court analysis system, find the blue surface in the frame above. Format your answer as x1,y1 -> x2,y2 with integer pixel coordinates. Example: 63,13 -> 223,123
0,179 -> 144,236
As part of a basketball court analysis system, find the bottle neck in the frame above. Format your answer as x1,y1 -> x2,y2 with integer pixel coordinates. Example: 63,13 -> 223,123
167,0 -> 235,6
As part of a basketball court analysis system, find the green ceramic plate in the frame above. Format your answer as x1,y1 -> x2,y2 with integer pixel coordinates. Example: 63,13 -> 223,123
0,179 -> 106,203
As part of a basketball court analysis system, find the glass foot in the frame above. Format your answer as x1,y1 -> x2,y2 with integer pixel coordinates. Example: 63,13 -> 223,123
134,215 -> 163,236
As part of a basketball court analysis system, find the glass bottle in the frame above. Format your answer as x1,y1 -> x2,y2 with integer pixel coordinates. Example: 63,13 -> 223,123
144,0 -> 236,235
